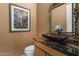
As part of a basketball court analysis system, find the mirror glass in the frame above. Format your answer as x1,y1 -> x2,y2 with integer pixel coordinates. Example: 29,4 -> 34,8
49,3 -> 76,34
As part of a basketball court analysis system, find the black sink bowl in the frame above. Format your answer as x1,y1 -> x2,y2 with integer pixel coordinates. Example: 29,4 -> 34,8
42,33 -> 69,42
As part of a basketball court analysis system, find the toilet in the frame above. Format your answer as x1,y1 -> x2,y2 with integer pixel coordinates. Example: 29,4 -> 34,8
24,45 -> 35,56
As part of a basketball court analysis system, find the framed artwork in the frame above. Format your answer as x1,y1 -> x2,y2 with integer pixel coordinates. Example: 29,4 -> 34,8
9,4 -> 31,32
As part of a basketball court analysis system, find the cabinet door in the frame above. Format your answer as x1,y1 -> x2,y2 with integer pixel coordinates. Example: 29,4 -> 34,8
34,46 -> 46,56
45,54 -> 50,56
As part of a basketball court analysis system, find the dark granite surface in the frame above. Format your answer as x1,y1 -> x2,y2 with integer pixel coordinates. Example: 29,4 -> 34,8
34,36 -> 79,56
41,33 -> 79,56
44,39 -> 79,56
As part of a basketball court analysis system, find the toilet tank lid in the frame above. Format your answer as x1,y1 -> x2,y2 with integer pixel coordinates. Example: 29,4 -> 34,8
25,45 -> 35,51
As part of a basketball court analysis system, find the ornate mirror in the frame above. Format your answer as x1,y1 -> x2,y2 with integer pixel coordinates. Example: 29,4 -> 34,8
48,3 -> 77,35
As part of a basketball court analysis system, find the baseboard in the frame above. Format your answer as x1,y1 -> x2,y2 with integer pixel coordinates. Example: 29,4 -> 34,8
0,52 -> 10,56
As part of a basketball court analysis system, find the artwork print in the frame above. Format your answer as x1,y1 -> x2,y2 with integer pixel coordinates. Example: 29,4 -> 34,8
9,4 -> 31,32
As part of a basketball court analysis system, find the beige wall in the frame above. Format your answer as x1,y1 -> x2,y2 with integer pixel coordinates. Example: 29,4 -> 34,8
0,3 -> 37,55
0,3 -> 68,56
37,3 -> 49,36
0,3 -> 54,56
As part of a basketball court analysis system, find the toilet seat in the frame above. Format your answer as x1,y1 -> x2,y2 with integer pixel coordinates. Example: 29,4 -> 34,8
24,45 -> 35,56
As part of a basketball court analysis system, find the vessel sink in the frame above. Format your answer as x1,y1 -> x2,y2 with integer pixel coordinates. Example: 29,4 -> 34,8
42,33 -> 69,42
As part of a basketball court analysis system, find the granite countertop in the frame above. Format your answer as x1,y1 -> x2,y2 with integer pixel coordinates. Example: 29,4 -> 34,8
66,37 -> 79,50
33,36 -> 79,56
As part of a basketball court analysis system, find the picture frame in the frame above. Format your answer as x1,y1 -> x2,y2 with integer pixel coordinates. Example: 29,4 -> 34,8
9,4 -> 31,32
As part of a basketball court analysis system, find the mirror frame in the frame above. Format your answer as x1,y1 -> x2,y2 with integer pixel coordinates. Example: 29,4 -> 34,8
72,3 -> 78,35
48,3 -> 77,35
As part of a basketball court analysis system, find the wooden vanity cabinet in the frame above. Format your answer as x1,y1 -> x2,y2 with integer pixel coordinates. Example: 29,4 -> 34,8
34,37 -> 67,56
34,46 -> 46,56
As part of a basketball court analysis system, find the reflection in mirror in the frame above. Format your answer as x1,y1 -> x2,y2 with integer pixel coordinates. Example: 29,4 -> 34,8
66,4 -> 73,32
51,4 -> 67,32
49,3 -> 77,35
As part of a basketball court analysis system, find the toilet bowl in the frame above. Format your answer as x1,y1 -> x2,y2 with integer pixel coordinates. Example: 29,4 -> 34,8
24,45 -> 35,56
